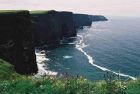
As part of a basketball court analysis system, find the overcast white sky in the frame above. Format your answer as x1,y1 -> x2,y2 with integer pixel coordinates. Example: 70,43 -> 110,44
0,0 -> 140,17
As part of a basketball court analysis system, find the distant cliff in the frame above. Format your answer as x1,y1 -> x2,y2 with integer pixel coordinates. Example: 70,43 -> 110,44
0,10 -> 38,74
88,15 -> 108,21
73,14 -> 108,29
31,11 -> 107,46
31,10 -> 76,47
73,14 -> 92,29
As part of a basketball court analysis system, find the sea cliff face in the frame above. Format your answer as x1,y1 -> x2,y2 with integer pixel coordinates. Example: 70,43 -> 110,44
31,11 -> 107,46
0,10 -> 107,74
31,10 -> 76,47
73,14 -> 92,29
0,11 -> 38,74
73,14 -> 108,29
88,15 -> 108,21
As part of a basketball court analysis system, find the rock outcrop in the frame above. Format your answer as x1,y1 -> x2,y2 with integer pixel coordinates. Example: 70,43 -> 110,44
31,11 -> 107,46
73,14 -> 92,29
0,10 -> 38,74
88,15 -> 108,21
73,14 -> 108,29
31,10 -> 76,47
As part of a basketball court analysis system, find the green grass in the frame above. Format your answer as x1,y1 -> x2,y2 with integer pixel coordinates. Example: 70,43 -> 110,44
0,59 -> 140,94
0,10 -> 48,14
0,59 -> 21,80
30,10 -> 49,14
0,10 -> 28,13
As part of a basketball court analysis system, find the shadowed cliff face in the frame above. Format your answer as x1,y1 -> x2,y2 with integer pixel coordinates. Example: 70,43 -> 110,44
88,15 -> 108,21
31,10 -> 76,47
0,11 -> 38,74
73,14 -> 92,29
73,14 -> 108,29
56,11 -> 76,38
31,11 -> 107,46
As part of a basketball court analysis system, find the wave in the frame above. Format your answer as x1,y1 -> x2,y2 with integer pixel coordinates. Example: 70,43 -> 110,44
63,55 -> 73,59
35,48 -> 58,76
76,34 -> 136,80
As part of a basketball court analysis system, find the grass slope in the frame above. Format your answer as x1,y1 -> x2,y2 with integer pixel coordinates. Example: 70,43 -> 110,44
30,10 -> 49,14
0,59 -> 140,94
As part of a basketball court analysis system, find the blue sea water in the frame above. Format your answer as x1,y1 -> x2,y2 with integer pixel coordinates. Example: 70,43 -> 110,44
45,17 -> 140,80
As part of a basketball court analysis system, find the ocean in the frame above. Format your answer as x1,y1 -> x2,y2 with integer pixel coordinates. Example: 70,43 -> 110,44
39,17 -> 140,80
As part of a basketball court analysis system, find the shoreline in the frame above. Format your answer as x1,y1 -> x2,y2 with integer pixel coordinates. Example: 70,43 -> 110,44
34,48 -> 58,78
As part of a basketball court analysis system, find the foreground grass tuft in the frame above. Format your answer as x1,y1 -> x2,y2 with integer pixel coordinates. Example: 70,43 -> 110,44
0,59 -> 140,94
0,59 -> 21,80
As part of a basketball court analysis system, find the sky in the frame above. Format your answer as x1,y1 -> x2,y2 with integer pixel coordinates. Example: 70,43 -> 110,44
0,0 -> 140,17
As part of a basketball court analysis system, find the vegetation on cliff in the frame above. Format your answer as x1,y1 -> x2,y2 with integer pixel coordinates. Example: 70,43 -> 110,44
0,59 -> 140,94
30,10 -> 49,14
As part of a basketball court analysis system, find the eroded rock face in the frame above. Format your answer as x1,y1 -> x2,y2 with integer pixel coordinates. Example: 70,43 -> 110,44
31,11 -> 61,46
73,14 -> 108,29
73,14 -> 92,29
88,15 -> 108,21
56,11 -> 76,38
31,11 -> 107,47
31,10 -> 76,47
0,11 -> 38,74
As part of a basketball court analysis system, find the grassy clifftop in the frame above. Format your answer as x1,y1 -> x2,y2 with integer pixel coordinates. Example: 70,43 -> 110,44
30,10 -> 49,14
0,59 -> 140,94
0,10 -> 28,13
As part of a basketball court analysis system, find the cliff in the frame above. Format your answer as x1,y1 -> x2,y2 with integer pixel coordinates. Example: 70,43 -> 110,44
88,15 -> 108,21
73,14 -> 92,29
31,10 -> 76,46
0,10 -> 107,75
73,14 -> 108,29
0,10 -> 38,74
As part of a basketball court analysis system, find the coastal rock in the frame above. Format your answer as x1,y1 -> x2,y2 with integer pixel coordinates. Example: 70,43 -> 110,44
57,11 -> 76,38
0,10 -> 38,74
73,14 -> 92,29
73,14 -> 108,29
88,15 -> 108,21
31,10 -> 76,47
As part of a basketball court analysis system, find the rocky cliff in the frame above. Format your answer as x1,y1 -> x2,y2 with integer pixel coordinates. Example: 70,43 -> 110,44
73,14 -> 108,29
73,14 -> 92,29
31,10 -> 76,47
88,15 -> 108,21
0,10 -> 38,74
0,10 -> 107,75
31,11 -> 107,46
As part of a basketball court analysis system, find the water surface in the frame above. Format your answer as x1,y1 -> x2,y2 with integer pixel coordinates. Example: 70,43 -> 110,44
45,17 -> 140,80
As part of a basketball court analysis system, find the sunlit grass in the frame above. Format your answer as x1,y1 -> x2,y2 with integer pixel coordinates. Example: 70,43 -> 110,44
30,10 -> 49,14
0,59 -> 140,94
0,10 -> 28,13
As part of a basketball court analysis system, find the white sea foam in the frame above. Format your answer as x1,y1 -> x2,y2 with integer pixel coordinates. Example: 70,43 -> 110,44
76,34 -> 136,80
35,48 -> 58,76
67,42 -> 76,45
63,55 -> 73,59
37,63 -> 57,76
